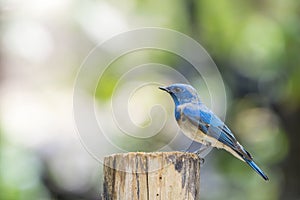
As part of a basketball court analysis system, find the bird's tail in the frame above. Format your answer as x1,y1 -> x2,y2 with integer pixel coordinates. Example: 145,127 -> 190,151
245,159 -> 269,181
234,144 -> 269,181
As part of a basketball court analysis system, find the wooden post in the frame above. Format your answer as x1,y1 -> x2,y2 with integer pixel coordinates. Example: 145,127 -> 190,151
102,151 -> 200,200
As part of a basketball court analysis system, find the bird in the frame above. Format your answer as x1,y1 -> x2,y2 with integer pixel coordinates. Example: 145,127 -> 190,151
159,83 -> 269,181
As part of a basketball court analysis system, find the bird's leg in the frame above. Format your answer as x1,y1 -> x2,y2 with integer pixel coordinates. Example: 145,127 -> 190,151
193,144 -> 212,166
194,148 -> 206,165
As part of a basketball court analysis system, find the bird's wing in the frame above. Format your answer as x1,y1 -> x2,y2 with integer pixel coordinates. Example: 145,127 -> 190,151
181,104 -> 252,159
181,104 -> 235,148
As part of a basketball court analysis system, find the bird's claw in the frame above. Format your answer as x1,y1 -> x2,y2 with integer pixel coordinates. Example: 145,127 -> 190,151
195,151 -> 205,166
199,157 -> 205,165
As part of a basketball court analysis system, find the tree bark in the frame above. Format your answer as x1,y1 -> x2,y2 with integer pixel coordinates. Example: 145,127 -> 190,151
102,152 -> 200,200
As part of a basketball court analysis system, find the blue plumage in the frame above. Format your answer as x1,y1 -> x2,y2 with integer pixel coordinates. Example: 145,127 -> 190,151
159,83 -> 269,181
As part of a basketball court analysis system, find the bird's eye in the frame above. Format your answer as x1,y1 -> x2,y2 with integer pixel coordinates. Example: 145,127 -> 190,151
174,87 -> 182,93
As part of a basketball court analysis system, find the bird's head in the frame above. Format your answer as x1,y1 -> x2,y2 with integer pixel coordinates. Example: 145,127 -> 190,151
159,83 -> 200,105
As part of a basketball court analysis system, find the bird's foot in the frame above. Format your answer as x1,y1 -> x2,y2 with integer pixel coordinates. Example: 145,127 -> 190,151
199,157 -> 205,166
194,150 -> 205,166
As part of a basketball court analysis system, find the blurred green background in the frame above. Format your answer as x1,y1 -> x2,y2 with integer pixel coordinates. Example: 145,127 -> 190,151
1,0 -> 300,199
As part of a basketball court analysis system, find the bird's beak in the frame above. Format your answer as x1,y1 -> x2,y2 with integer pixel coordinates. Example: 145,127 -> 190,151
159,86 -> 170,93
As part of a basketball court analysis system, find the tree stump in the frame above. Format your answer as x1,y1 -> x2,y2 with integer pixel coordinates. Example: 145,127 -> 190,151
102,151 -> 200,200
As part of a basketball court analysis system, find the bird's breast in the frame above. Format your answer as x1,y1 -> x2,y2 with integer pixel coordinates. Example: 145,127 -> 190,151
177,116 -> 210,145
